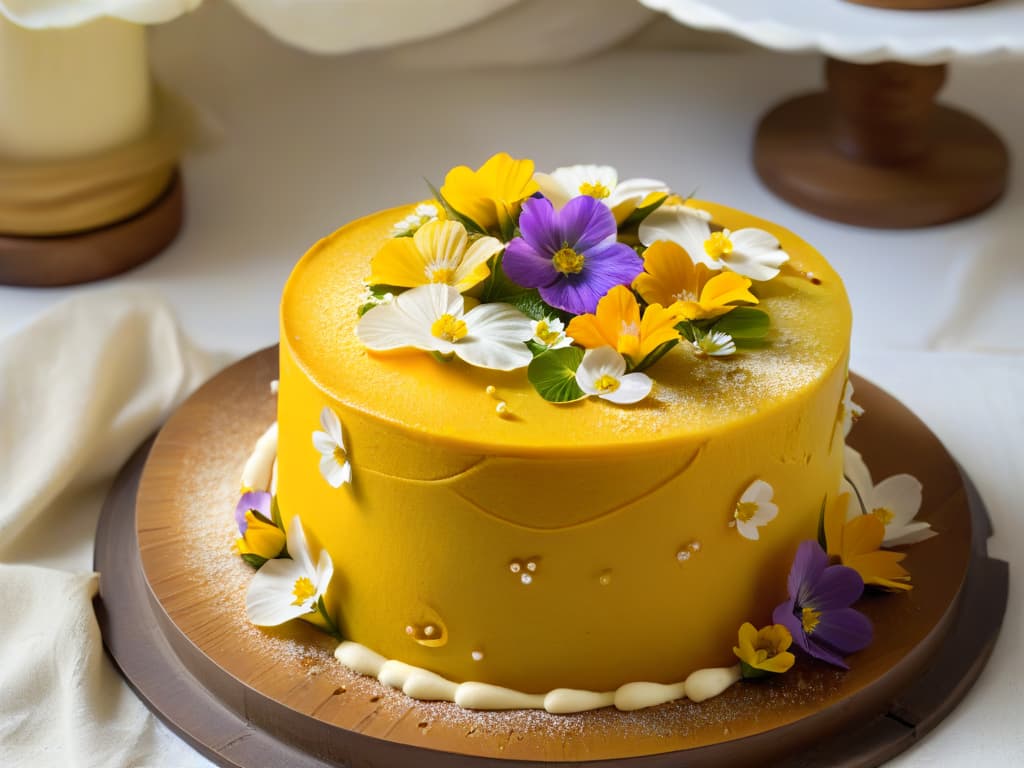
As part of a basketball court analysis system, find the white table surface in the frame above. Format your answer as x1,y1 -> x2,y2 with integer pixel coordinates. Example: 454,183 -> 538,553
1,2 -> 1021,766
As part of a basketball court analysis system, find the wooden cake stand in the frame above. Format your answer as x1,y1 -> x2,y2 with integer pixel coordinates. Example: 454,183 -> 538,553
94,347 -> 1008,767
0,171 -> 183,288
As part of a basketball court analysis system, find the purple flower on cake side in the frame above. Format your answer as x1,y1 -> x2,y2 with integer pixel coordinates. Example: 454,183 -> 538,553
502,195 -> 643,315
235,491 -> 272,535
772,540 -> 873,669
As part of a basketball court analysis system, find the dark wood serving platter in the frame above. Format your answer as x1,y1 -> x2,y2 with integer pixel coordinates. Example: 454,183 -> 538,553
94,347 -> 1008,767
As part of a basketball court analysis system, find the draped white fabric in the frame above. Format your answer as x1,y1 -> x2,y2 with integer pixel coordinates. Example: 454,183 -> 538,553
0,0 -> 656,63
0,290 -> 226,768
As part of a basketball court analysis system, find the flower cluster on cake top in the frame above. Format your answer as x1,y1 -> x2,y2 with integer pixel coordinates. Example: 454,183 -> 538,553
355,153 -> 790,405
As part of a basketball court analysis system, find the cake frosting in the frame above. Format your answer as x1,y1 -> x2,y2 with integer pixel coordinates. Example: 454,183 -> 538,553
234,154 -> 932,712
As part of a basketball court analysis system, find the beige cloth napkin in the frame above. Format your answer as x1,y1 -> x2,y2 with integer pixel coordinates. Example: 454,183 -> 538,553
0,289 -> 225,767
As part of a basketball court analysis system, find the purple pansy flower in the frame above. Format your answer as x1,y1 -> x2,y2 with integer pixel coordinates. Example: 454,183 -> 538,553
772,540 -> 873,669
502,195 -> 643,315
235,491 -> 273,536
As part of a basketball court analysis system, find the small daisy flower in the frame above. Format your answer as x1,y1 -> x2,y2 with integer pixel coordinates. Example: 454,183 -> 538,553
391,202 -> 441,237
531,316 -> 573,349
732,480 -> 778,540
313,406 -> 352,488
694,329 -> 736,358
575,346 -> 653,405
842,446 -> 934,547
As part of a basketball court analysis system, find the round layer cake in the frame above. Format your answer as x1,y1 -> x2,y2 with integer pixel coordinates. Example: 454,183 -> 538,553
277,200 -> 851,694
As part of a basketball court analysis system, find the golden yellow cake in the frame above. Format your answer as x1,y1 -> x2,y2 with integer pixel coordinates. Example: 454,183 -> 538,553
274,171 -> 852,697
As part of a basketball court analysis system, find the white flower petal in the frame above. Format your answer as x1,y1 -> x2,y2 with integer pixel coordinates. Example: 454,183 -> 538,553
550,164 -> 618,202
314,550 -> 334,596
638,205 -> 716,268
872,474 -> 923,527
455,338 -> 532,371
286,515 -> 315,575
576,346 -> 627,394
736,519 -> 760,541
320,406 -> 344,448
533,173 -> 572,210
884,524 -> 938,548
322,455 -> 349,488
741,479 -> 774,505
752,501 -> 778,526
464,302 -> 534,342
312,430 -> 336,457
842,445 -> 873,513
246,557 -> 312,626
607,177 -> 669,209
599,371 -> 653,404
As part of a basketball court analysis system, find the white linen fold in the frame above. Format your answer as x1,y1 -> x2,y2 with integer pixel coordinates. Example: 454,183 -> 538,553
0,289 -> 225,767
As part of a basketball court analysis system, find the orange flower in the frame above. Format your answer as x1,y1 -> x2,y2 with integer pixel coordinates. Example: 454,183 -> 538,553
566,285 -> 683,368
825,493 -> 912,592
633,241 -> 757,321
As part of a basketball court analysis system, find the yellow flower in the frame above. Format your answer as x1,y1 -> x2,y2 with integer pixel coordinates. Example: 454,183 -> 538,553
633,241 -> 758,321
825,493 -> 912,592
440,152 -> 539,233
235,510 -> 286,560
733,622 -> 795,676
367,219 -> 504,293
566,285 -> 683,368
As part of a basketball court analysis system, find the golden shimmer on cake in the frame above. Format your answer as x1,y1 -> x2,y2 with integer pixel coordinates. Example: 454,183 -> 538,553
276,198 -> 851,694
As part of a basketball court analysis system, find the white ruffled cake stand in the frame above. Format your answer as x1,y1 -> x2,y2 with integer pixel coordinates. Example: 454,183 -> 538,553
639,0 -> 1024,228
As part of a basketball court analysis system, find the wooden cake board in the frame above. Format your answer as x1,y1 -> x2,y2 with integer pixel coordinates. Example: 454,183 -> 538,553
94,347 -> 1009,767
0,171 -> 183,288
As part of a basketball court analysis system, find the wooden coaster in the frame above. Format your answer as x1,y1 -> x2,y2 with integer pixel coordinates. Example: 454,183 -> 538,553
0,171 -> 183,287
754,60 -> 1008,228
94,347 -> 1008,767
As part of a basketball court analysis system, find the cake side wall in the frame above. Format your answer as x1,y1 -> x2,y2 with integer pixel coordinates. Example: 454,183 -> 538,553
276,333 -> 848,693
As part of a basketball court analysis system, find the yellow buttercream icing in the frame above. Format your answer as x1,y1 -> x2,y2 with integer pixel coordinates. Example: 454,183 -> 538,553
278,200 -> 851,693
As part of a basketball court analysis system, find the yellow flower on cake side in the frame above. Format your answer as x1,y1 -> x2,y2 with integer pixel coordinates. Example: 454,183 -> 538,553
633,240 -> 758,321
824,493 -> 912,592
368,219 -> 503,293
440,152 -> 538,234
566,285 -> 683,369
733,622 -> 796,678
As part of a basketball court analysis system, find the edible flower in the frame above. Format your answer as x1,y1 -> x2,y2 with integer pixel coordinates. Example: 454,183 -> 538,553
531,316 -> 573,350
633,240 -> 758,320
566,285 -> 682,369
842,446 -> 934,547
367,219 -> 503,293
575,346 -> 652,404
733,622 -> 796,678
234,491 -> 285,561
313,407 -> 352,489
639,205 -> 789,281
246,515 -> 339,637
772,540 -> 872,669
533,163 -> 669,223
839,378 -> 864,439
391,202 -> 442,237
824,492 -> 913,592
357,283 -> 534,370
693,329 -> 736,358
502,196 -> 643,315
731,479 -> 778,541
440,152 -> 538,234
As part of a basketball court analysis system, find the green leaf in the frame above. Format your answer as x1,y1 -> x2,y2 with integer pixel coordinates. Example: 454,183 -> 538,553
631,339 -> 679,372
739,660 -> 774,680
618,192 -> 669,229
817,495 -> 828,551
528,347 -> 586,403
241,553 -> 268,570
251,509 -> 275,528
711,308 -> 770,340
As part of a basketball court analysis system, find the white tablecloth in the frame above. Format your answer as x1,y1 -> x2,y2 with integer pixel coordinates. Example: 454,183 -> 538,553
0,2 -> 1020,765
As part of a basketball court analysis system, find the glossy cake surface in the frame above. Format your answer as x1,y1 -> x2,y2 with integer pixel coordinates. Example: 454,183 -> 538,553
277,200 -> 851,693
